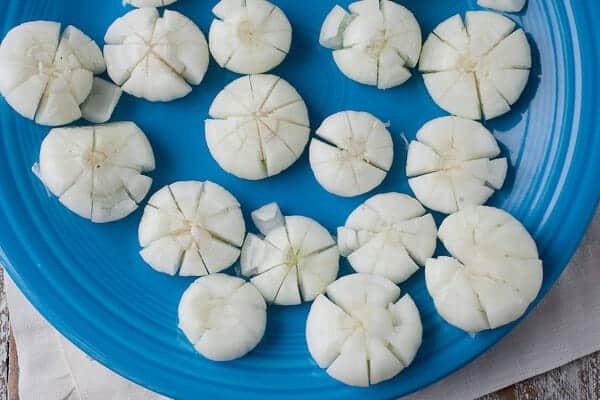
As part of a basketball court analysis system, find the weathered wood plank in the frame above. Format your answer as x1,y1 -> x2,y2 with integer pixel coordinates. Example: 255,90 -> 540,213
0,269 -> 9,400
481,351 -> 600,400
8,331 -> 17,400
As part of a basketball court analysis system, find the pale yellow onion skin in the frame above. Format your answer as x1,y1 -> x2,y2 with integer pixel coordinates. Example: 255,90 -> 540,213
241,214 -> 339,306
320,0 -> 422,89
406,116 -> 508,214
477,0 -> 526,12
0,22 -> 106,126
208,0 -> 292,74
138,181 -> 245,276
309,111 -> 393,197
206,74 -> 310,180
39,122 -> 155,223
426,206 -> 543,334
178,274 -> 267,361
337,193 -> 437,283
306,274 -> 422,387
419,12 -> 531,120
104,8 -> 209,102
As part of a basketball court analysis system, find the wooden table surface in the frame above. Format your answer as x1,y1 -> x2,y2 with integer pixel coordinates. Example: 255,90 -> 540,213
0,215 -> 598,400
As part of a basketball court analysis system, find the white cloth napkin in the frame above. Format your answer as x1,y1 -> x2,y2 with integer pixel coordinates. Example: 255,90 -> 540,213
5,211 -> 599,400
4,274 -> 168,400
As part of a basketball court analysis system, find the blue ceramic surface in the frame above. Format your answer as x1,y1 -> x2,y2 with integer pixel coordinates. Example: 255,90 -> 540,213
1,0 -> 599,399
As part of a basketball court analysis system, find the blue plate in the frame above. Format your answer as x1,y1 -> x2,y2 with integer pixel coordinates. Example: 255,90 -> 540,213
1,0 -> 599,399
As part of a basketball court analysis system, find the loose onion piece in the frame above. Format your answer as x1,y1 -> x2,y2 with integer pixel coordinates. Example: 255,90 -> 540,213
206,74 -> 310,180
477,0 -> 526,12
209,0 -> 292,74
309,111 -> 393,197
124,0 -> 178,7
178,274 -> 267,361
0,22 -> 106,126
306,274 -> 422,387
319,5 -> 352,50
319,0 -> 422,89
406,116 -> 508,214
39,122 -> 155,222
104,8 -> 209,102
241,204 -> 339,305
338,193 -> 436,283
80,77 -> 123,124
426,206 -> 543,334
138,181 -> 246,276
419,12 -> 531,120
251,202 -> 284,236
